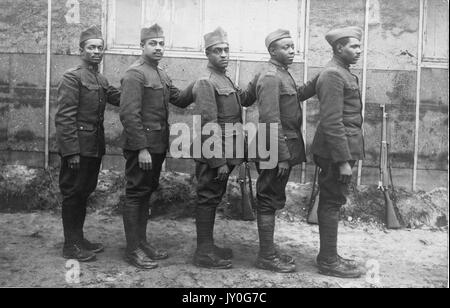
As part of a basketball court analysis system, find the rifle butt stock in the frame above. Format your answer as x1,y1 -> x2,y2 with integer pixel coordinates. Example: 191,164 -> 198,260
383,190 -> 401,229
239,164 -> 255,221
307,195 -> 319,225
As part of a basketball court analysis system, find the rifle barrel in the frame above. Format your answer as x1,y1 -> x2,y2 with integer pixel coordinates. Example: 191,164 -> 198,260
380,104 -> 401,229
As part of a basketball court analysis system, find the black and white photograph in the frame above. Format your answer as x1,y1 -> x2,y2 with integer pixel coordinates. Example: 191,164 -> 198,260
0,0 -> 448,291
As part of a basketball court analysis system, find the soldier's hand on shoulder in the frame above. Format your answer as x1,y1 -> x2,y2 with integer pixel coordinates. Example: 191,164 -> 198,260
67,155 -> 81,170
138,148 -> 152,171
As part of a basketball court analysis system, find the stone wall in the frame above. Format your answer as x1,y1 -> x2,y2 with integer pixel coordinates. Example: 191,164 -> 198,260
0,0 -> 448,191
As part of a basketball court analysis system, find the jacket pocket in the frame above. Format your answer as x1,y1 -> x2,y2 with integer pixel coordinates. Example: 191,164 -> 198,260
77,122 -> 97,154
81,81 -> 101,91
80,82 -> 101,112
344,84 -> 360,98
284,129 -> 305,166
144,122 -> 164,149
143,83 -> 164,107
144,82 -> 163,90
345,128 -> 363,158
78,122 -> 95,132
144,122 -> 162,131
216,87 -> 236,96
279,84 -> 297,96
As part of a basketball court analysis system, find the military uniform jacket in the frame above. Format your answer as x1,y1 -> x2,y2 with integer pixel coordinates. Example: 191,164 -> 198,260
246,59 -> 317,166
311,55 -> 365,163
119,56 -> 193,153
55,63 -> 121,158
193,64 -> 250,168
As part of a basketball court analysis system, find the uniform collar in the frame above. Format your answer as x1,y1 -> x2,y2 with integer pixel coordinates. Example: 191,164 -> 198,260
80,61 -> 99,73
331,55 -> 351,70
141,55 -> 160,68
269,58 -> 289,70
207,63 -> 227,75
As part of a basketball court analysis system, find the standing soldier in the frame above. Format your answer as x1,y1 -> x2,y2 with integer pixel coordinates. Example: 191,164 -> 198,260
247,29 -> 318,273
310,27 -> 365,278
192,27 -> 255,269
119,24 -> 194,270
55,26 -> 121,261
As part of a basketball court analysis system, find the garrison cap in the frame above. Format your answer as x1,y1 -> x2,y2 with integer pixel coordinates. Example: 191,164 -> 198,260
325,26 -> 363,46
141,23 -> 164,42
204,27 -> 229,49
265,29 -> 291,49
79,25 -> 103,46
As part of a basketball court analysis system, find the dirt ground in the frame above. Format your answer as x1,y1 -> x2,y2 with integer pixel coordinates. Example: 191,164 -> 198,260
0,211 -> 447,288
0,166 -> 448,288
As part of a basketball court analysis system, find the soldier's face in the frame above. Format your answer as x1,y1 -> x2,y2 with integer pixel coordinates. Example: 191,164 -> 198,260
270,38 -> 295,66
339,37 -> 362,65
142,38 -> 165,62
80,39 -> 104,64
207,43 -> 230,70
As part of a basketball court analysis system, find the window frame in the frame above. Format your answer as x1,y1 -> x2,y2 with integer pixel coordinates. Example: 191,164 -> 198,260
421,0 -> 449,68
103,0 -> 307,62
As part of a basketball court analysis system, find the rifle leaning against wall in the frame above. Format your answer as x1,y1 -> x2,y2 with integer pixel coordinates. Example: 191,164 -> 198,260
237,106 -> 256,221
379,104 -> 402,229
237,158 -> 256,221
306,165 -> 320,224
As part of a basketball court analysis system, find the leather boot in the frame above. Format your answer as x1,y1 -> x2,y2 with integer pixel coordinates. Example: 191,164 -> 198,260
255,213 -> 295,273
337,255 -> 359,269
76,200 -> 104,253
63,243 -> 96,262
123,206 -> 157,269
275,251 -> 296,265
81,239 -> 104,253
74,199 -> 87,245
62,199 -> 80,247
138,204 -> 168,260
316,255 -> 363,278
194,206 -> 232,269
125,247 -> 158,270
317,201 -> 340,262
316,198 -> 362,277
214,245 -> 233,261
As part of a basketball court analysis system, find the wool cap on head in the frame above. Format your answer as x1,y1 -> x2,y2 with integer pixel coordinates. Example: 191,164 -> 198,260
265,29 -> 291,49
141,23 -> 164,42
204,27 -> 229,49
325,26 -> 363,46
80,25 -> 103,46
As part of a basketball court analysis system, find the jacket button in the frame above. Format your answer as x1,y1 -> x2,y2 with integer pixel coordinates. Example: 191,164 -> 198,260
80,126 -> 84,129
